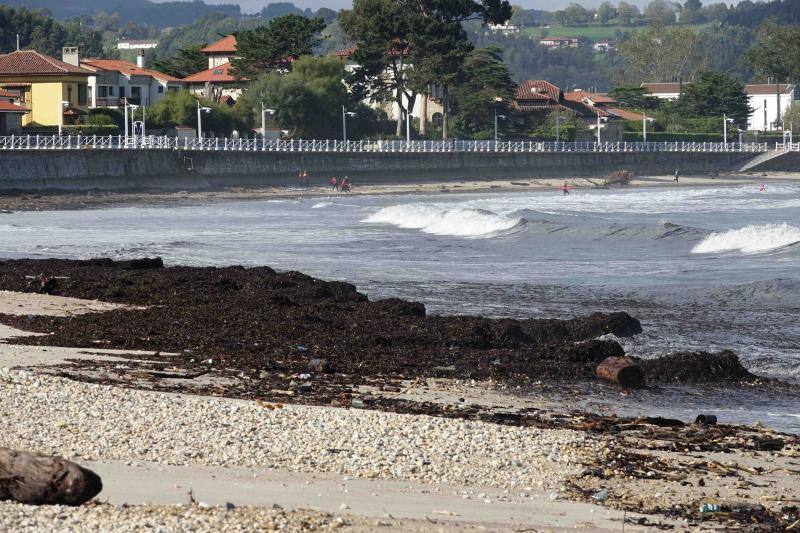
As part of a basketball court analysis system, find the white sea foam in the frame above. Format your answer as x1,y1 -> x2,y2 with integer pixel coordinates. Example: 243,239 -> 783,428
311,201 -> 335,209
691,223 -> 800,254
363,204 -> 524,237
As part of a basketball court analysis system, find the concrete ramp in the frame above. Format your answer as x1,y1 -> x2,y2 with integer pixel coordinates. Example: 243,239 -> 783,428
739,150 -> 800,172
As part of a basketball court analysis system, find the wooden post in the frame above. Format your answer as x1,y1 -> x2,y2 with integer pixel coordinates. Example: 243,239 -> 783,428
0,448 -> 102,505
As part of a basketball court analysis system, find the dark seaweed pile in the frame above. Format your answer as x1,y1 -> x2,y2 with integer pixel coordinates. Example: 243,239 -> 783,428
0,258 -> 756,387
0,258 -> 640,382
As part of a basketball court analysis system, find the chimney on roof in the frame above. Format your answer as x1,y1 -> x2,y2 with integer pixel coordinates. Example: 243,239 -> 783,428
136,50 -> 145,69
62,46 -> 79,66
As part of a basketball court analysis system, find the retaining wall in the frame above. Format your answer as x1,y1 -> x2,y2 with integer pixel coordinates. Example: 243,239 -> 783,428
0,148 -> 766,191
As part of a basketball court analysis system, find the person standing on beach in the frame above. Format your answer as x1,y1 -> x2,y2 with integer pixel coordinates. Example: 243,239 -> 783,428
674,169 -> 680,183
302,171 -> 309,187
341,177 -> 350,192
562,182 -> 570,196
330,177 -> 338,191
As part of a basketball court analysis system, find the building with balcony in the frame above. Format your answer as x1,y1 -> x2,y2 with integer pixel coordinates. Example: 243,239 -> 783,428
0,48 -> 92,127
81,54 -> 183,108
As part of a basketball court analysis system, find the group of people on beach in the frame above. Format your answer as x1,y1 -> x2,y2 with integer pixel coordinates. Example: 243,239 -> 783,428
295,170 -> 352,192
329,176 -> 351,192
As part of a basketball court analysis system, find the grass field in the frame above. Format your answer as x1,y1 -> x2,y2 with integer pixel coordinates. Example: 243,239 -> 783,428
522,22 -> 713,42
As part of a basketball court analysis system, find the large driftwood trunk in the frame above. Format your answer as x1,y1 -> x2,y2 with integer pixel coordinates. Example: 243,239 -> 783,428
0,448 -> 102,505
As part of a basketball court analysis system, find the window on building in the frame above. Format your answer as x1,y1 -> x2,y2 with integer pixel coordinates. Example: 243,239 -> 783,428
67,86 -> 73,104
158,86 -> 164,93
119,86 -> 126,98
109,86 -> 114,96
78,84 -> 87,106
98,86 -> 108,97
432,112 -> 443,128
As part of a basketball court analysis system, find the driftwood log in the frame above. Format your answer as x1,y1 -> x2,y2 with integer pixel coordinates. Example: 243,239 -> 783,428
596,356 -> 646,388
0,448 -> 102,505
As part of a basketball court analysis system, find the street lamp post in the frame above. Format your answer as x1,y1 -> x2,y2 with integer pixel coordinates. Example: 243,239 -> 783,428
723,113 -> 735,149
261,103 -> 275,149
494,110 -> 506,143
128,104 -> 139,145
596,115 -> 607,144
197,101 -> 211,140
555,112 -> 561,144
642,112 -> 655,144
341,105 -> 356,141
57,100 -> 69,136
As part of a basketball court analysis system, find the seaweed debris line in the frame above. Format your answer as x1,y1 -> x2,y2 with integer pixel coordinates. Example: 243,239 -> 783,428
1,258 -> 799,530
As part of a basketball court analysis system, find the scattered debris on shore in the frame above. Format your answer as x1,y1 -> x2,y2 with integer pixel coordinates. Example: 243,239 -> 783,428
1,258 -> 797,529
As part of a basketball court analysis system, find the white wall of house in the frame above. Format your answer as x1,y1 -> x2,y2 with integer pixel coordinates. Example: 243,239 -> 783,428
747,88 -> 795,131
88,73 -> 182,108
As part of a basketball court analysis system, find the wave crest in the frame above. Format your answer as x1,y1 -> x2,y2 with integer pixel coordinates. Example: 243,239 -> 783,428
363,204 -> 525,237
691,223 -> 800,254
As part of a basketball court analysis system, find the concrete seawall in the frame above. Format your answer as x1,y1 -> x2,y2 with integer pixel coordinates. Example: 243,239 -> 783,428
0,148 -> 766,191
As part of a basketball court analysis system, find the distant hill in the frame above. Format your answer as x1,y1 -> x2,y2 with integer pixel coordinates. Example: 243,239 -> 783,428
0,0 -> 241,28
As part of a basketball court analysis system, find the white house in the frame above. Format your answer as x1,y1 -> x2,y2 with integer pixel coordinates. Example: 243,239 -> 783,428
642,82 -> 797,132
640,82 -> 682,100
333,47 -> 445,132
745,84 -> 795,132
116,40 -> 159,51
183,35 -> 247,103
80,54 -> 183,108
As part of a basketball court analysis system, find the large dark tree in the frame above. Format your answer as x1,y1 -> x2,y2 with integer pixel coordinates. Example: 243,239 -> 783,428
231,14 -> 326,78
449,47 -> 516,139
676,71 -> 752,128
340,0 -> 415,137
341,0 -> 511,139
151,46 -> 206,78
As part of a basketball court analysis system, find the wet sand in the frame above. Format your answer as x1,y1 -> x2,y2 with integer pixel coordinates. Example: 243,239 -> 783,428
0,172 -> 796,212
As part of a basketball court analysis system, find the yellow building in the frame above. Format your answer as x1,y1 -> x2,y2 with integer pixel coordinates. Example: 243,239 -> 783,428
0,49 -> 92,128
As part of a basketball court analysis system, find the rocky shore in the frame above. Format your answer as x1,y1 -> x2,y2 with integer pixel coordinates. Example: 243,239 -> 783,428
1,258 -> 798,530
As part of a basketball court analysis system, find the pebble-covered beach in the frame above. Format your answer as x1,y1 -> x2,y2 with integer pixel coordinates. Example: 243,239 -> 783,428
0,369 -> 589,488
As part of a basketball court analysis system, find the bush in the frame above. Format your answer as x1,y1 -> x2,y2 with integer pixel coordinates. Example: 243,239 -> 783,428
62,125 -> 120,135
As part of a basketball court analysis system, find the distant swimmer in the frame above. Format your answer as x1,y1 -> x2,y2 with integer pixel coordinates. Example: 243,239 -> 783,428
759,183 -> 766,192
562,181 -> 570,196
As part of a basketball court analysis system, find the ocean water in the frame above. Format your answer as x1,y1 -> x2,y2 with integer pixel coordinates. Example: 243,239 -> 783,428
2,182 -> 799,430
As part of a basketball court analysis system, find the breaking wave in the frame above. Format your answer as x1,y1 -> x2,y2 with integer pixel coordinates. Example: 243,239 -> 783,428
363,204 -> 525,237
311,201 -> 335,209
691,223 -> 800,254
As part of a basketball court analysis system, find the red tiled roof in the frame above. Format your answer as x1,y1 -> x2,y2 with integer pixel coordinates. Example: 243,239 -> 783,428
0,50 -> 92,76
641,82 -> 681,94
0,100 -> 27,113
183,62 -> 244,83
81,59 -> 181,82
201,35 -> 238,54
745,83 -> 794,95
515,80 -> 561,102
564,90 -> 616,104
605,107 -> 645,121
335,47 -> 357,57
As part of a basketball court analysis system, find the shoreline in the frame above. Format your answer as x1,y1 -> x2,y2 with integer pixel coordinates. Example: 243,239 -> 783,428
0,171 -> 797,212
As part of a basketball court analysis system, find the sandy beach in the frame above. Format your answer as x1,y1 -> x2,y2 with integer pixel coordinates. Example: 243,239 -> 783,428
1,262 -> 798,531
0,171 -> 797,212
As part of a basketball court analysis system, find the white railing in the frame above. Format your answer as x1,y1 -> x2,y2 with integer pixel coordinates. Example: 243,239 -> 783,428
0,135 -> 783,153
775,142 -> 800,151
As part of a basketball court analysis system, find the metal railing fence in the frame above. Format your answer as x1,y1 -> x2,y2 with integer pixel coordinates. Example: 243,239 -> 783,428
0,135 -> 789,153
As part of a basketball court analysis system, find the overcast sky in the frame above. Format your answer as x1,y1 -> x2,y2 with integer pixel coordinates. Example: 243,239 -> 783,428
196,0 -> 668,15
